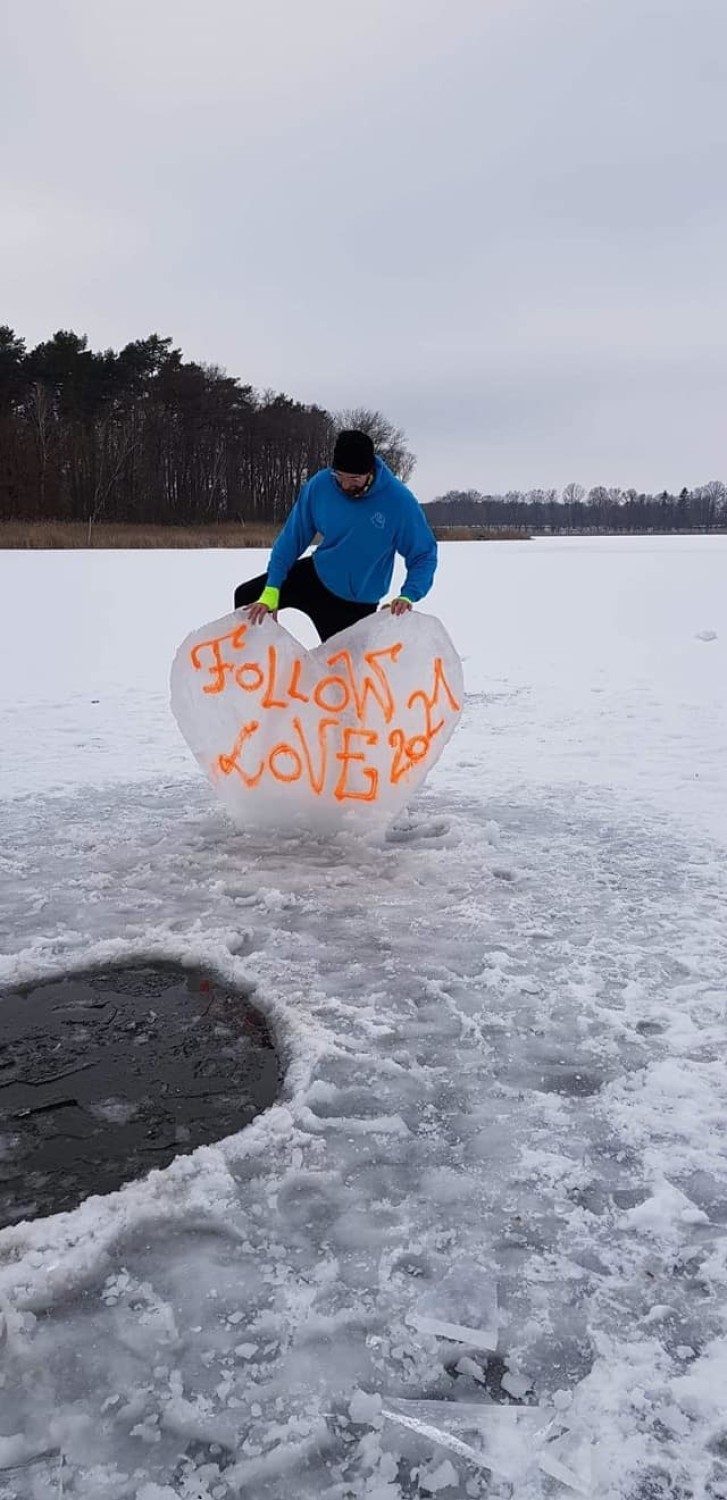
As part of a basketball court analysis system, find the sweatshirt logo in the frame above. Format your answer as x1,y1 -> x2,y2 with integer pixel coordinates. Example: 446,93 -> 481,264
371,511 -> 386,529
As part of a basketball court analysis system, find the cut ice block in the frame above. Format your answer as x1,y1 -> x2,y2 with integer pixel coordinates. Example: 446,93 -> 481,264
538,1430 -> 593,1494
409,1260 -> 499,1352
500,1372 -> 533,1399
381,1398 -> 552,1483
170,610 -> 464,832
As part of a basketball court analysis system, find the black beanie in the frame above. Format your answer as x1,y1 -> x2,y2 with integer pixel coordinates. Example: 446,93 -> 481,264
332,430 -> 375,473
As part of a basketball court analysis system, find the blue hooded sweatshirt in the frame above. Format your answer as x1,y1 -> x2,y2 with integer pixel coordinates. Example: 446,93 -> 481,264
265,458 -> 438,605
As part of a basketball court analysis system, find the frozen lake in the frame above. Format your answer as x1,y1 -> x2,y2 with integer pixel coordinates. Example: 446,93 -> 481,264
3,535 -> 726,839
1,535 -> 726,1499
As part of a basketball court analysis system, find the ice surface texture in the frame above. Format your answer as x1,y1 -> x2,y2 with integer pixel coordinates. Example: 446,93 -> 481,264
2,539 -> 727,1499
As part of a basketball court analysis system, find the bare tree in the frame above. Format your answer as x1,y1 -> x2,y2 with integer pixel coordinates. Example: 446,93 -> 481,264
86,410 -> 141,544
695,479 -> 727,528
561,482 -> 585,508
27,381 -> 57,518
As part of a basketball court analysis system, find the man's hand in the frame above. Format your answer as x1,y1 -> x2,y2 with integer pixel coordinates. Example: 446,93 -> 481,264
246,602 -> 277,625
389,596 -> 413,616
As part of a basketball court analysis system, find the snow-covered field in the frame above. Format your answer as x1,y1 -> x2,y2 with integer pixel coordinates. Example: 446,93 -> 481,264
1,536 -> 726,1500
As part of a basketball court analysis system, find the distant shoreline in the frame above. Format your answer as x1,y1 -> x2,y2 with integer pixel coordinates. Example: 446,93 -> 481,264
1,521 -> 725,550
0,521 -> 530,549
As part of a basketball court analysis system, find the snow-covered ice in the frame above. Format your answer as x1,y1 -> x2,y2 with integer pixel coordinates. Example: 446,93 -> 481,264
1,536 -> 726,1499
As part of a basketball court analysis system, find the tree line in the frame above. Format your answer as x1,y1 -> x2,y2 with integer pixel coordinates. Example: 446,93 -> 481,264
3,326 -> 724,538
424,482 -> 727,534
0,327 -> 413,533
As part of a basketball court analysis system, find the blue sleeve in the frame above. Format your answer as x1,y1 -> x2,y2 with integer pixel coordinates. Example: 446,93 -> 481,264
400,500 -> 438,602
266,482 -> 317,590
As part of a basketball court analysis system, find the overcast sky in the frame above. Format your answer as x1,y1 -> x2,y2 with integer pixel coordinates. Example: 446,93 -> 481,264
2,0 -> 726,501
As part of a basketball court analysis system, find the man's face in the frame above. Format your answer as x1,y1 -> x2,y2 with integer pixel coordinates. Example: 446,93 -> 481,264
333,469 -> 372,498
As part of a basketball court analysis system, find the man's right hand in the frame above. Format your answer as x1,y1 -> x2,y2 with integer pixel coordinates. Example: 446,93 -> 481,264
246,603 -> 277,625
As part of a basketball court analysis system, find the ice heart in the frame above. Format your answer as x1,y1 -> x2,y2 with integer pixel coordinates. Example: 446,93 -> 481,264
170,609 -> 464,831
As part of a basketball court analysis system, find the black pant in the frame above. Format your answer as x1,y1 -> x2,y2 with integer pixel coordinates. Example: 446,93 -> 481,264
234,557 -> 379,643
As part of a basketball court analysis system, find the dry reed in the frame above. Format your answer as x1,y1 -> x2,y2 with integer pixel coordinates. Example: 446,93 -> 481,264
0,522 -> 280,549
432,526 -> 531,541
0,521 -> 531,549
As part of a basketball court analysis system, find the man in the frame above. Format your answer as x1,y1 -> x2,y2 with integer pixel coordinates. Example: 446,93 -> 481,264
234,430 -> 438,642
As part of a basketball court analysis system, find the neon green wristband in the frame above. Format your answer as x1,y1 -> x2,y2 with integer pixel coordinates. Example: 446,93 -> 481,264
258,585 -> 280,610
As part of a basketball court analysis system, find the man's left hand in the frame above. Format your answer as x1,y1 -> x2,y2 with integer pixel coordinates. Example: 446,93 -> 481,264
389,597 -> 413,616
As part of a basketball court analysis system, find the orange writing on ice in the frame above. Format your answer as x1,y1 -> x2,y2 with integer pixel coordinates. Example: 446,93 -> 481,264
292,715 -> 337,795
217,720 -> 264,787
334,728 -> 380,802
191,626 -> 249,694
190,623 -> 461,804
326,644 -> 402,725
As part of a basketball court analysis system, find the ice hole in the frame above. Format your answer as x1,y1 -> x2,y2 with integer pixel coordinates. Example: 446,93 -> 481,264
0,962 -> 280,1227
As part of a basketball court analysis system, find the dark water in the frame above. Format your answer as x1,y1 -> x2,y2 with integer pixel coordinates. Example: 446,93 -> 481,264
0,962 -> 280,1227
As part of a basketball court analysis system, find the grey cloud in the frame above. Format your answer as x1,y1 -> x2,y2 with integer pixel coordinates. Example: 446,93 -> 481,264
2,0 -> 726,500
